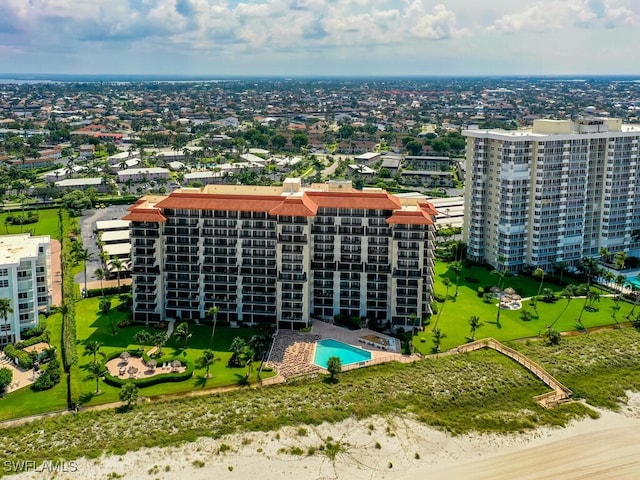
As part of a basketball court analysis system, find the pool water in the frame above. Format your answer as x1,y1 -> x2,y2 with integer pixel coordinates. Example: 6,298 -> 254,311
626,276 -> 640,288
313,339 -> 372,368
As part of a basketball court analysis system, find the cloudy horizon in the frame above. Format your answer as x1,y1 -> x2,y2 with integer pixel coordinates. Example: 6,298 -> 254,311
0,0 -> 638,76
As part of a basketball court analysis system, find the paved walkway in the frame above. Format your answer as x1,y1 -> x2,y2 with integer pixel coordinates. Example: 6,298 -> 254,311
50,239 -> 62,307
0,353 -> 40,393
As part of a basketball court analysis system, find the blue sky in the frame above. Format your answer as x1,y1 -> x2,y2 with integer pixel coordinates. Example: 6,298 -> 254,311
0,0 -> 638,76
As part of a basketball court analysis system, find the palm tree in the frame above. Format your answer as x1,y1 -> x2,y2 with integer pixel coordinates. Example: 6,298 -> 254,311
199,349 -> 217,379
601,270 -> 615,288
599,247 -> 611,264
431,328 -> 446,354
94,268 -> 105,297
173,322 -> 192,348
627,284 -> 640,319
450,261 -> 463,296
550,284 -> 577,328
109,257 -> 124,291
83,341 -> 103,364
614,251 -> 627,271
87,361 -> 104,394
468,315 -> 483,341
490,268 -> 509,327
153,331 -> 169,356
577,287 -> 598,329
442,278 -> 451,299
119,382 -> 139,410
208,305 -> 219,343
553,260 -> 568,285
579,257 -> 601,286
532,267 -> 545,311
99,298 -> 115,334
0,298 -> 13,345
75,248 -> 94,296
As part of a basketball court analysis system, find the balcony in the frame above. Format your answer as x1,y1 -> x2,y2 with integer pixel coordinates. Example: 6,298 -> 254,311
338,262 -> 363,272
311,261 -> 336,270
278,272 -> 307,282
393,269 -> 422,278
278,234 -> 308,244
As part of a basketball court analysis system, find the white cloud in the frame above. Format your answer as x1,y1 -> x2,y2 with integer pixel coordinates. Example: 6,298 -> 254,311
405,2 -> 466,40
489,0 -> 638,33
0,0 -> 639,74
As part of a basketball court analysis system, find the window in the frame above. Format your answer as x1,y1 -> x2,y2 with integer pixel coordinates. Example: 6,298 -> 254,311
0,279 -> 8,288
0,269 -> 7,276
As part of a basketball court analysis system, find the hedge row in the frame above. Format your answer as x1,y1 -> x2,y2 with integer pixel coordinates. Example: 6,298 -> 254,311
59,209 -> 80,406
85,285 -> 132,298
14,332 -> 49,350
103,350 -> 193,388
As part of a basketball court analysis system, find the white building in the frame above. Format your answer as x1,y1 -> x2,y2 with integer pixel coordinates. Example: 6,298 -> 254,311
0,234 -> 52,345
117,167 -> 170,183
463,118 -> 640,272
108,151 -> 140,166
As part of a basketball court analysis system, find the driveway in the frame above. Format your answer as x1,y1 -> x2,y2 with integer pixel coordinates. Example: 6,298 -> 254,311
74,204 -> 133,288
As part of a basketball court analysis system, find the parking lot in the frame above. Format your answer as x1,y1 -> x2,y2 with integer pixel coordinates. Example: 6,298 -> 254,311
75,204 -> 133,287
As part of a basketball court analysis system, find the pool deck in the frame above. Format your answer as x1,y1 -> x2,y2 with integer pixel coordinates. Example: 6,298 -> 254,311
266,321 -> 404,380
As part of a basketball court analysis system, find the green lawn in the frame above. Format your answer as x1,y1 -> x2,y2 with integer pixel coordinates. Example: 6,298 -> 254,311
0,313 -> 68,422
413,262 -> 632,354
74,297 -> 273,407
0,208 -> 63,240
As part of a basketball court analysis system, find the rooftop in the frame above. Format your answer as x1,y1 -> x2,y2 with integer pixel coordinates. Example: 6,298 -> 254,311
0,234 -> 50,266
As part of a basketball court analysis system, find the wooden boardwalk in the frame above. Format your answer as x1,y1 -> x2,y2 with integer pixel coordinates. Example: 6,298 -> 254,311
456,338 -> 573,408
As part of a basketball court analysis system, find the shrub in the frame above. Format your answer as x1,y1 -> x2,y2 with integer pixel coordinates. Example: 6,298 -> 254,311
433,293 -> 446,303
32,357 -> 62,391
85,285 -> 132,298
6,213 -> 39,225
15,332 -> 49,349
0,367 -> 12,392
3,344 -> 34,369
21,325 -> 45,340
477,286 -> 485,297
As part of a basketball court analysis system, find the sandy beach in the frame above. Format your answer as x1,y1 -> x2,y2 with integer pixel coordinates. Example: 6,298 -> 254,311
11,393 -> 640,480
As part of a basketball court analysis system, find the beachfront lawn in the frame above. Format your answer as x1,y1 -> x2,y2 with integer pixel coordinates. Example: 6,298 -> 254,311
0,207 -> 63,240
0,313 -> 68,422
74,296 -> 273,407
413,262 -> 633,354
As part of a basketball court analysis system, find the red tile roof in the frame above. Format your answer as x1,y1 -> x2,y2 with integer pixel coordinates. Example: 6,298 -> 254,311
122,209 -> 167,223
386,210 -> 434,225
268,195 -> 318,217
154,193 -> 285,212
418,202 -> 439,216
305,191 -> 402,210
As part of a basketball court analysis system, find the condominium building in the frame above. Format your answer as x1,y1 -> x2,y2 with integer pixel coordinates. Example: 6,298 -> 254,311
0,234 -> 52,345
124,179 -> 437,330
463,118 -> 640,272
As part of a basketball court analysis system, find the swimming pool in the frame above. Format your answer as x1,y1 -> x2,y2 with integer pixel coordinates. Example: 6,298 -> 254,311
626,276 -> 640,288
313,338 -> 372,369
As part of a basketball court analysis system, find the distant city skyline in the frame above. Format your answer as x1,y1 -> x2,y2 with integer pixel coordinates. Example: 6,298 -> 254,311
1,0 -> 639,77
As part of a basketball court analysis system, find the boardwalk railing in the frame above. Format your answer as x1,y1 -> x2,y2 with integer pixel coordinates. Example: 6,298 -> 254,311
456,338 -> 572,408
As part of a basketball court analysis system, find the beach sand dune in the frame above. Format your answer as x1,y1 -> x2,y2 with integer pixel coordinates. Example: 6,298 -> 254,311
11,395 -> 640,480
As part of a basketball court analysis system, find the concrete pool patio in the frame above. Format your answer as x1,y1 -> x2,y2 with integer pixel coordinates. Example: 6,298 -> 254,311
265,321 -> 414,380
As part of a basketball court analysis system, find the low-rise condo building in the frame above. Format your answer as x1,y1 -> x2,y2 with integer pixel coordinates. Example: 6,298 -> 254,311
0,234 -> 52,345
